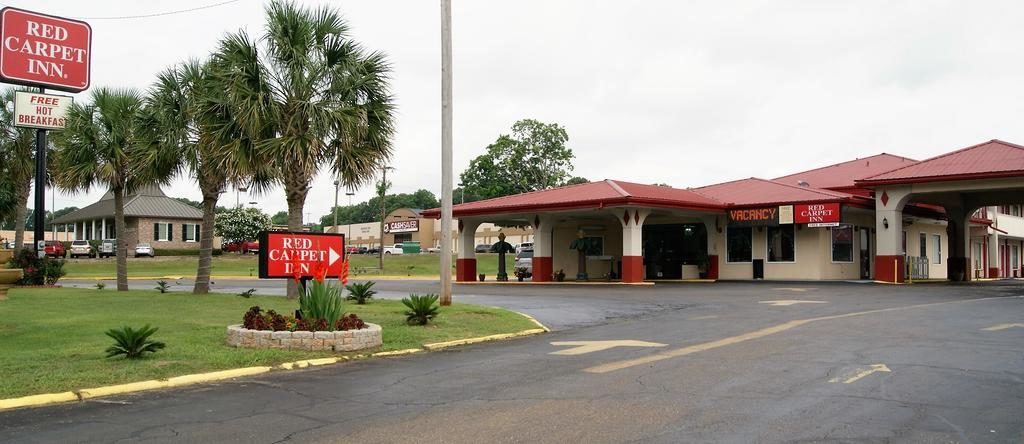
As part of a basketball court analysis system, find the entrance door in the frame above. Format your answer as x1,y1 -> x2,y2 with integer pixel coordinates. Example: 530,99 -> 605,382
642,224 -> 706,279
859,227 -> 871,279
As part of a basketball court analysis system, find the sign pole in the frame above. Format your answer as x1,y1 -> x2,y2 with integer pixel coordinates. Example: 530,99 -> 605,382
33,87 -> 47,258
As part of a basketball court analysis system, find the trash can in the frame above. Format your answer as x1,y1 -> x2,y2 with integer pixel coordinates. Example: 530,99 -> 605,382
753,259 -> 764,279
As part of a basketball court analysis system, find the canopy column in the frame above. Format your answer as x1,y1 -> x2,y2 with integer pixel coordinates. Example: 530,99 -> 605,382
531,215 -> 555,282
619,208 -> 650,283
456,219 -> 482,282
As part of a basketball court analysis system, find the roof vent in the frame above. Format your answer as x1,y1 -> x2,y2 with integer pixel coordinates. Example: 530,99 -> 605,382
797,180 -> 810,187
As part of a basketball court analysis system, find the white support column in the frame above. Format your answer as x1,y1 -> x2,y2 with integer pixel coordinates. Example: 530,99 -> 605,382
874,186 -> 912,283
619,208 -> 651,283
90,220 -> 96,241
101,219 -> 107,240
531,215 -> 555,282
456,219 -> 482,282
701,215 -> 721,279
987,232 -> 1000,277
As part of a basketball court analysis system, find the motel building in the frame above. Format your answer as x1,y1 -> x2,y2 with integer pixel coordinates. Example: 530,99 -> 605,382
422,139 -> 1024,283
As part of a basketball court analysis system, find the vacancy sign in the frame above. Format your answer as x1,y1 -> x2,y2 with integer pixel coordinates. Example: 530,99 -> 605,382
258,231 -> 346,279
14,90 -> 70,129
0,7 -> 92,92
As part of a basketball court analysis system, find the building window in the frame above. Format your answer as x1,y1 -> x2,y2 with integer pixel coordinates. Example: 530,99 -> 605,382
154,223 -> 173,242
932,234 -> 941,264
902,231 -> 907,254
831,225 -> 853,262
726,226 -> 752,263
1012,244 -> 1020,274
182,224 -> 200,242
766,225 -> 795,262
394,232 -> 413,243
919,232 -> 927,259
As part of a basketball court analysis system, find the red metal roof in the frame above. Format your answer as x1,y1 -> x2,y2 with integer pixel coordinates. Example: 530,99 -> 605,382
773,153 -> 918,191
858,139 -> 1024,185
420,180 -> 725,218
691,177 -> 861,207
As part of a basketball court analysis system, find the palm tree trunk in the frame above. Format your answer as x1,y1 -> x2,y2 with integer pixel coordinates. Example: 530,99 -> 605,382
193,189 -> 219,294
12,179 -> 30,250
284,179 -> 309,299
113,187 -> 129,291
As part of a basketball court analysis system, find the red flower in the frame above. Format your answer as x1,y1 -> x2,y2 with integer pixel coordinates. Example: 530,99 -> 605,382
289,251 -> 302,284
341,258 -> 350,285
312,260 -> 328,283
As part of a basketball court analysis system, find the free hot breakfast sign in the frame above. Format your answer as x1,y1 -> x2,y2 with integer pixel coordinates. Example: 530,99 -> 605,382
258,231 -> 346,279
0,7 -> 92,92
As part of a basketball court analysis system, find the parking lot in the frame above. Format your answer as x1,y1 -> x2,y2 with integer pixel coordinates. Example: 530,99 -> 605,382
3,280 -> 1023,443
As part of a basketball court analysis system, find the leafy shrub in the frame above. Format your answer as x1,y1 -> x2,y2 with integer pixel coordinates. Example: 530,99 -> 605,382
402,293 -> 440,326
344,281 -> 377,304
7,248 -> 66,285
153,248 -> 223,256
243,306 -> 269,330
155,280 -> 170,293
335,313 -> 366,330
104,325 -> 166,359
299,278 -> 344,329
238,288 -> 256,298
95,282 -> 106,290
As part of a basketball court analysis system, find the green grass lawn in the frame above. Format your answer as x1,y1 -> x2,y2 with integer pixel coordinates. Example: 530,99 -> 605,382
0,287 -> 536,398
61,253 -> 506,279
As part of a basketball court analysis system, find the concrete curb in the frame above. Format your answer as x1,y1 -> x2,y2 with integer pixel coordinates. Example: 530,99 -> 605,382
0,312 -> 549,412
458,281 -> 655,286
68,275 -> 447,281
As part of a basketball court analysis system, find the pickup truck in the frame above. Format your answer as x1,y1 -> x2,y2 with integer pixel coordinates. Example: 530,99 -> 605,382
382,244 -> 404,255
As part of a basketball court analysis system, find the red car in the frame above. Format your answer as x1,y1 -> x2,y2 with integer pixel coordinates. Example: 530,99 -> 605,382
44,240 -> 66,258
345,246 -> 361,254
222,240 -> 260,254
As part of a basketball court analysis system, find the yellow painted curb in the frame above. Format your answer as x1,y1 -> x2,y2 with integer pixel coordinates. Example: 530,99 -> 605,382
0,392 -> 79,410
512,311 -> 551,332
372,348 -> 423,357
78,380 -> 168,399
423,328 -> 547,351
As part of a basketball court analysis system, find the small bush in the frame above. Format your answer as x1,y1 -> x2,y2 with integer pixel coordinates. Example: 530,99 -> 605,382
344,281 -> 377,304
241,305 -> 366,332
402,293 -> 440,326
95,282 -> 106,290
336,313 -> 366,330
104,325 -> 166,359
299,279 -> 343,329
7,248 -> 65,285
155,280 -> 170,293
151,248 -> 223,256
238,288 -> 256,298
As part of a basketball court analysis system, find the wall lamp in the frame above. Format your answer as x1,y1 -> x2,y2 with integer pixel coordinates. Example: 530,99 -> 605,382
882,217 -> 889,229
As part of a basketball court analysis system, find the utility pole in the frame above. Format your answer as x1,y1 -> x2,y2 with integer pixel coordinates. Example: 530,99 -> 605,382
379,165 -> 393,271
33,87 -> 47,258
333,180 -> 340,232
346,191 -> 355,247
440,0 -> 454,305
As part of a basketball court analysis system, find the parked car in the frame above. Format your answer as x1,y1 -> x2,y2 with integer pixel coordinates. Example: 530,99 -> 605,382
345,246 -> 361,254
134,243 -> 155,258
44,240 -> 66,258
474,244 -> 491,253
99,239 -> 117,258
517,242 -> 534,253
69,240 -> 94,258
424,246 -> 441,253
358,246 -> 368,254
383,244 -> 404,255
223,240 -> 260,254
514,249 -> 534,277
366,246 -> 381,255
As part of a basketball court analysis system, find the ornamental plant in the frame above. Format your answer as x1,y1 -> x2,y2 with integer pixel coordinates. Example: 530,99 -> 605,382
7,248 -> 65,285
402,293 -> 440,326
104,325 -> 166,359
344,281 -> 377,304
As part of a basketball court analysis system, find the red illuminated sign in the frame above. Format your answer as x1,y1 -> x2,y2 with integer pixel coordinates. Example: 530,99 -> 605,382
258,231 -> 346,279
793,203 -> 841,224
0,7 -> 92,92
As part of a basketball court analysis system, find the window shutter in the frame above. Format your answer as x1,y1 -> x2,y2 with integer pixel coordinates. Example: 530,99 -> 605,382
168,224 -> 173,241
154,223 -> 159,241
195,224 -> 200,241
182,224 -> 187,241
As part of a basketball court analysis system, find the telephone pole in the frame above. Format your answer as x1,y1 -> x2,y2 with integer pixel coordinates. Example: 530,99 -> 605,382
440,0 -> 454,305
379,165 -> 394,271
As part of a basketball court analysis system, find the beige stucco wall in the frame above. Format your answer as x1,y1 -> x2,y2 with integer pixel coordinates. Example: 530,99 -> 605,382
549,220 -> 623,279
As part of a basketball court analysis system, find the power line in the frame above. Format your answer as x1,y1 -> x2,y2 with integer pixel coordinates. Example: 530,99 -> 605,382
0,0 -> 244,21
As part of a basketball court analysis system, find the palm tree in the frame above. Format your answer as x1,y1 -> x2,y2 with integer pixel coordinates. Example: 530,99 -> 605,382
52,88 -> 147,291
212,0 -> 396,298
143,59 -> 253,294
0,87 -> 40,250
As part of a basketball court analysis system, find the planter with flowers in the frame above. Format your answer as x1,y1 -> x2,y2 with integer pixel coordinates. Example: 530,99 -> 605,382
226,258 -> 382,352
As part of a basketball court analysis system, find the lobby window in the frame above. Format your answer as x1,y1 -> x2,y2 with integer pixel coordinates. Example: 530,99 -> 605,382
726,226 -> 752,262
932,234 -> 941,264
183,224 -> 200,242
919,232 -> 927,259
154,223 -> 173,242
831,225 -> 853,262
766,225 -> 795,262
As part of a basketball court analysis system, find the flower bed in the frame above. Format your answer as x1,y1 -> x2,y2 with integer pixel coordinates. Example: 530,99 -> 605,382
226,322 -> 382,352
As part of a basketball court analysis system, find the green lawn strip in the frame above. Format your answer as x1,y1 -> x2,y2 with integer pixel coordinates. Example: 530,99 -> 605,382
0,287 -> 535,399
61,254 -> 505,279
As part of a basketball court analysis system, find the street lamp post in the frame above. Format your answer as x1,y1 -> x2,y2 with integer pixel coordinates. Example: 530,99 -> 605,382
379,165 -> 394,271
236,186 -> 248,208
333,180 -> 340,232
346,191 -> 355,247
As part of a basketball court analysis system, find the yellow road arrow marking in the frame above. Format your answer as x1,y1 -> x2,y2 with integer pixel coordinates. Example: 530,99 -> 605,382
759,300 -> 828,307
687,315 -> 719,320
773,287 -> 816,292
549,340 -> 667,355
982,323 -> 1024,331
829,364 -> 891,384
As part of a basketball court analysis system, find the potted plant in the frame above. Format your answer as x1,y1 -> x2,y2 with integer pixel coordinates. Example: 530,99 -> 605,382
569,230 -> 601,281
554,269 -> 566,282
478,273 -> 486,281
514,266 -> 529,282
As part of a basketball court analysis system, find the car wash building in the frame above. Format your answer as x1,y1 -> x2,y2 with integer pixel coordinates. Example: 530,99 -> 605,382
423,139 -> 1024,283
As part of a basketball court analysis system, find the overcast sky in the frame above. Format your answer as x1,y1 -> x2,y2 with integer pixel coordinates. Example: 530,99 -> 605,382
16,0 -> 1024,222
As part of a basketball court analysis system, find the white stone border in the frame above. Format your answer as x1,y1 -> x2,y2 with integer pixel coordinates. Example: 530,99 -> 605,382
226,323 -> 382,352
